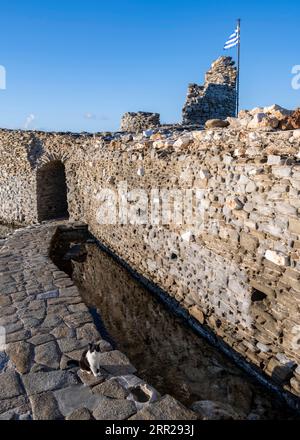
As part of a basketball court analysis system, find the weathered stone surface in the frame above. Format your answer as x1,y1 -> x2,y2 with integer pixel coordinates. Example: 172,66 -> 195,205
5,341 -> 33,374
6,330 -> 31,344
127,383 -> 160,411
289,218 -> 300,235
28,334 -> 54,346
37,290 -> 59,300
267,357 -> 296,384
0,296 -> 12,307
0,352 -> 9,373
226,377 -> 253,415
98,339 -> 114,353
92,378 -> 128,399
4,321 -> 24,335
65,349 -> 84,362
114,374 -> 144,391
240,232 -> 258,252
0,306 -> 16,318
267,155 -> 282,165
121,112 -> 160,133
18,411 -> 32,420
97,350 -> 137,376
130,395 -> 198,420
29,391 -> 63,420
76,323 -> 101,341
41,313 -> 63,329
265,250 -> 289,267
248,113 -> 279,130
0,397 -> 30,417
205,119 -> 230,129
54,385 -> 105,416
66,407 -> 93,420
0,371 -> 23,400
191,400 -> 244,420
57,337 -> 88,354
290,378 -> 300,395
93,397 -> 136,420
77,369 -> 107,387
0,402 -> 31,420
189,305 -> 205,324
263,104 -> 292,120
0,410 -> 17,420
280,108 -> 300,130
51,324 -> 75,339
22,371 -> 78,395
63,312 -> 93,327
34,341 -> 61,369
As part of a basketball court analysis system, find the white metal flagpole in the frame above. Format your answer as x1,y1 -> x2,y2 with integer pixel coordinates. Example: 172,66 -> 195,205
236,18 -> 241,116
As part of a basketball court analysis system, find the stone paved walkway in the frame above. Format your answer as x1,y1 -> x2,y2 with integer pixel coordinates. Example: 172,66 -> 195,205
0,222 -> 197,420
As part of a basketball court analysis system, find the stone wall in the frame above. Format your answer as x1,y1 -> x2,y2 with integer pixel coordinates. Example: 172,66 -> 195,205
120,112 -> 160,132
0,131 -> 38,225
182,56 -> 237,125
0,125 -> 300,403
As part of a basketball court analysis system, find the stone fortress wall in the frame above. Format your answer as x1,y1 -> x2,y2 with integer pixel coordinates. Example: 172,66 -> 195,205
182,56 -> 237,125
120,112 -> 161,133
0,120 -> 300,404
120,56 -> 237,131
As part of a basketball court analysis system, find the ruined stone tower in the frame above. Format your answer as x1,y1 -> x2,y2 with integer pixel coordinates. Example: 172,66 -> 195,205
182,56 -> 237,126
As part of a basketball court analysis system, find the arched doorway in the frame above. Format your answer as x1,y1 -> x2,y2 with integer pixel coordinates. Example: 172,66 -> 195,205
37,160 -> 69,222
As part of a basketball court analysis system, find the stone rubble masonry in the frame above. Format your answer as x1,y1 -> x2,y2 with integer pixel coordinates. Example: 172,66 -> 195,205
0,123 -> 300,402
120,112 -> 160,132
0,222 -> 193,420
182,56 -> 237,126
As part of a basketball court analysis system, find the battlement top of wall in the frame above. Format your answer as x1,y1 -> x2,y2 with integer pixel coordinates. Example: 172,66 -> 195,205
120,111 -> 161,133
123,111 -> 160,118
211,56 -> 236,69
0,128 -> 299,168
204,56 -> 237,87
0,106 -> 299,164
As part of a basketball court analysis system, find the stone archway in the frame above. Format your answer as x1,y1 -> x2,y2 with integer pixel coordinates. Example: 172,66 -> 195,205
37,160 -> 69,222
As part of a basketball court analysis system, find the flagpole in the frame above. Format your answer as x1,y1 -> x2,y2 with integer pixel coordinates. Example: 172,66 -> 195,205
236,18 -> 241,116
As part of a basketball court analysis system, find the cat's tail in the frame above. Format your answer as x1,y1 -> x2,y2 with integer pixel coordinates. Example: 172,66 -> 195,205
66,359 -> 80,368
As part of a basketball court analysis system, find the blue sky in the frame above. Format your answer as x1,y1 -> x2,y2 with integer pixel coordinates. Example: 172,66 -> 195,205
0,0 -> 299,132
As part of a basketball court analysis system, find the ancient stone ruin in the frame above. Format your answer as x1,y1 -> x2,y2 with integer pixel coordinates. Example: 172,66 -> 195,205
1,55 -> 300,419
120,112 -> 160,132
182,56 -> 237,126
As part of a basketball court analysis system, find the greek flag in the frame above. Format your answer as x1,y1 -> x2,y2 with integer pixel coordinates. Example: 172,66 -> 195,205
224,26 -> 239,49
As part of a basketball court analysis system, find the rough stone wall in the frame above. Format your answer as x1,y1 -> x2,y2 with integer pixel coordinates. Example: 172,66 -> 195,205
120,112 -> 160,132
182,56 -> 237,125
0,126 -> 300,401
0,131 -> 38,225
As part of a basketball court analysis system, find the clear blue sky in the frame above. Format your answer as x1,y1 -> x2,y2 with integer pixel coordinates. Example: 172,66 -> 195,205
1,0 -> 299,132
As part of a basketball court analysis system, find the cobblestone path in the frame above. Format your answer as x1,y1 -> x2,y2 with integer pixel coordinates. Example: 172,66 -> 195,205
0,222 -> 196,420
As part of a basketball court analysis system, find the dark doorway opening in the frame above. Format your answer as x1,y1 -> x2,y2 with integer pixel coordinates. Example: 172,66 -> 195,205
37,160 -> 69,222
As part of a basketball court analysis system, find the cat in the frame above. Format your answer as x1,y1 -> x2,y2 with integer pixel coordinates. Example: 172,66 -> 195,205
80,342 -> 103,377
67,342 -> 103,377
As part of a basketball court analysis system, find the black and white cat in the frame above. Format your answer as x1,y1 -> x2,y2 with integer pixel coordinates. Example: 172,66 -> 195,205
80,343 -> 103,377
